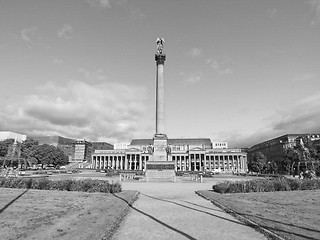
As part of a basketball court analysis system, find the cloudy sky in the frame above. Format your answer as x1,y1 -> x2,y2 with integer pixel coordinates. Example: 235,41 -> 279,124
0,0 -> 320,147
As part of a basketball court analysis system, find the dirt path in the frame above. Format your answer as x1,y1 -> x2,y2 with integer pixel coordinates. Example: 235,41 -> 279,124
112,179 -> 268,240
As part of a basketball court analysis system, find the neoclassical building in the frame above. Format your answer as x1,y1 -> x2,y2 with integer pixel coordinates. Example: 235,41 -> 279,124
92,138 -> 247,173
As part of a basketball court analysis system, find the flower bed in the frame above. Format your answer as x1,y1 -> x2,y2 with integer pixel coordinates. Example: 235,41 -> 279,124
212,177 -> 320,193
0,177 -> 121,193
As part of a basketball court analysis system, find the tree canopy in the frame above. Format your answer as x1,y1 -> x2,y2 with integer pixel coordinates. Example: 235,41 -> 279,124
20,139 -> 69,167
0,139 -> 14,157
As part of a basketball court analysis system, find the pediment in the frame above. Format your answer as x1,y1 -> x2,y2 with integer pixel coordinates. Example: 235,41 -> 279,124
126,147 -> 141,153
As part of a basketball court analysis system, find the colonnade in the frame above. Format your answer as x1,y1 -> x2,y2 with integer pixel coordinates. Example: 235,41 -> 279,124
92,152 -> 247,173
173,153 -> 247,173
92,154 -> 149,171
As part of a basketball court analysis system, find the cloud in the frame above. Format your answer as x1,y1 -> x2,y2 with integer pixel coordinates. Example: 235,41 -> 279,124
180,72 -> 201,84
271,93 -> 320,133
267,8 -> 277,18
86,0 -> 145,19
53,59 -> 64,65
57,24 -> 74,39
187,48 -> 203,58
21,27 -> 38,44
309,0 -> 320,25
206,58 -> 234,76
78,68 -> 107,82
293,72 -> 318,82
0,80 -> 148,143
86,0 -> 111,8
129,8 -> 147,19
222,92 -> 320,148
86,0 -> 127,9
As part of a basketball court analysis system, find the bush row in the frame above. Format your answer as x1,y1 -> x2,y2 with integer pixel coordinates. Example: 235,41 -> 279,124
0,177 -> 122,193
212,178 -> 320,193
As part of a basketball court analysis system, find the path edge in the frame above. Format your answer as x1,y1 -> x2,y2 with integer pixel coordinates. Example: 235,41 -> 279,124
101,191 -> 140,240
195,191 -> 285,240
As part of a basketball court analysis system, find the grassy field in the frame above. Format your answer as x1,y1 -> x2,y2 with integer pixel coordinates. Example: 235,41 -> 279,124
197,189 -> 320,240
0,188 -> 138,240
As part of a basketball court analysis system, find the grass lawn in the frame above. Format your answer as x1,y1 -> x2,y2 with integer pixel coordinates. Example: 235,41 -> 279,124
0,188 -> 138,240
197,189 -> 320,240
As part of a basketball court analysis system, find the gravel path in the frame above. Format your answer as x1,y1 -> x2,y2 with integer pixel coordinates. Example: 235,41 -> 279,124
112,178 -> 268,240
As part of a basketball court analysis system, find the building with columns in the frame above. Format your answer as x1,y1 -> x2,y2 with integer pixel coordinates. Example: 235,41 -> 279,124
92,138 -> 247,173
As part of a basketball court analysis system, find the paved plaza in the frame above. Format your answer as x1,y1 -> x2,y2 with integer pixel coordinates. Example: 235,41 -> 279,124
112,177 -> 268,240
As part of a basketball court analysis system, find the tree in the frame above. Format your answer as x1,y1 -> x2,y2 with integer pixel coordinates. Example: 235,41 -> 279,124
283,137 -> 320,175
20,139 -> 69,167
33,144 -> 69,167
20,139 -> 39,165
0,139 -> 14,157
248,151 -> 268,173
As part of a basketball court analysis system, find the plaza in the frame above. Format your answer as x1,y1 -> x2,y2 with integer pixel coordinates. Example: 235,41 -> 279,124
111,177 -> 267,240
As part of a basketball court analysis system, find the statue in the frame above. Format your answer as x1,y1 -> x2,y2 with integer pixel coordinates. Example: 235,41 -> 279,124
156,37 -> 165,54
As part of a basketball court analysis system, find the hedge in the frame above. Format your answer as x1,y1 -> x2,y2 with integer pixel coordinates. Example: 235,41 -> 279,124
0,177 -> 122,193
212,178 -> 320,193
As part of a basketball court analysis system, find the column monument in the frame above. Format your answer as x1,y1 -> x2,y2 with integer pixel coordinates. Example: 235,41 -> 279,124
145,38 -> 176,181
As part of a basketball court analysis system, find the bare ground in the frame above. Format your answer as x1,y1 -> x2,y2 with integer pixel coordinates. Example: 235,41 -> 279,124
0,188 -> 138,240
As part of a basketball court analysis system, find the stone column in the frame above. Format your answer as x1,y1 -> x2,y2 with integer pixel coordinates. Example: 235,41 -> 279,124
121,156 -> 123,170
155,53 -> 166,136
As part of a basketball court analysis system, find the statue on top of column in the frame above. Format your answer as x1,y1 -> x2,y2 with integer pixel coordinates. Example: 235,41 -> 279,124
156,37 -> 165,54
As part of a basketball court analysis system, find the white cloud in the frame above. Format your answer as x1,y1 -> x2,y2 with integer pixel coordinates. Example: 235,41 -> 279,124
86,0 -> 111,8
53,58 -> 64,65
180,72 -> 201,84
86,0 -> 145,19
0,80 -> 148,143
267,8 -> 277,19
187,48 -> 203,58
129,8 -> 147,19
222,92 -> 320,148
21,27 -> 38,44
78,68 -> 108,82
271,92 -> 320,132
293,72 -> 318,82
57,24 -> 74,39
206,58 -> 234,76
309,0 -> 320,25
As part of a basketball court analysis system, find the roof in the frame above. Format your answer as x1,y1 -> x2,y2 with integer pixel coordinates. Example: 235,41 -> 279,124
249,133 -> 320,149
130,138 -> 212,147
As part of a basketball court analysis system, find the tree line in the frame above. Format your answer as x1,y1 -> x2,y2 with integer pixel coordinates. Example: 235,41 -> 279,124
0,139 -> 69,168
248,137 -> 320,175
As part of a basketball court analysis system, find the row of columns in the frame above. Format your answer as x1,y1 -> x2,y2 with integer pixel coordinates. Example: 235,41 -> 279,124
92,154 -> 149,171
92,153 -> 247,172
173,154 -> 247,173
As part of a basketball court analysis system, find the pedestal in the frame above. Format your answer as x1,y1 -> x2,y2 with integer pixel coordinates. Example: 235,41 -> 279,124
152,134 -> 168,161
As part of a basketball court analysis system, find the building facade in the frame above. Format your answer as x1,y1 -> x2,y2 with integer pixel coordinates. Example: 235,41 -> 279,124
92,138 -> 247,173
247,133 -> 320,167
74,139 -> 93,162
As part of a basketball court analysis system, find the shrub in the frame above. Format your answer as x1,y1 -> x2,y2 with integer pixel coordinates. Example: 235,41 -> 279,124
287,178 -> 301,191
29,178 -> 51,190
49,179 -> 74,191
212,178 -> 320,193
0,177 -> 122,193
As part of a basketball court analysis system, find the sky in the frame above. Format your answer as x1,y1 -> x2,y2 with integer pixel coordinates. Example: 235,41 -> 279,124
0,0 -> 320,148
